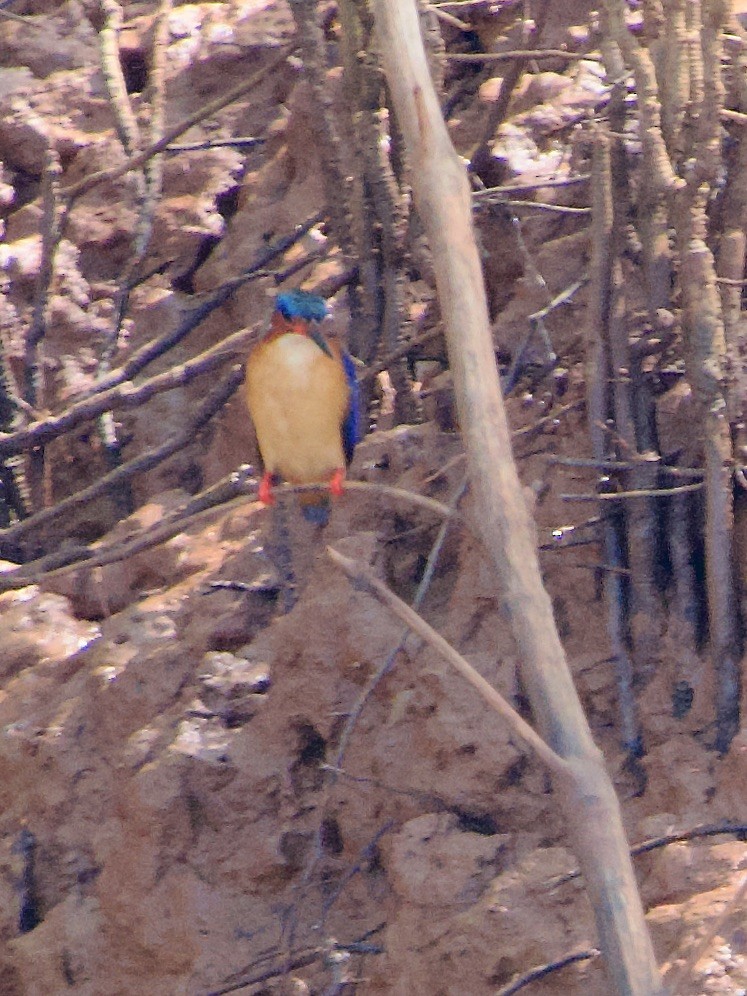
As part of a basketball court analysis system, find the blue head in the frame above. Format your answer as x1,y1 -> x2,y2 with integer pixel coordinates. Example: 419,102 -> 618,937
275,290 -> 328,324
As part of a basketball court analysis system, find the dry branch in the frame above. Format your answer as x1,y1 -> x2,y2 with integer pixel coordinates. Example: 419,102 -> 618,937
677,183 -> 741,750
328,547 -> 569,776
24,143 -> 62,512
0,325 -> 254,459
495,949 -> 600,996
61,47 -> 295,203
81,211 -> 323,400
0,366 -> 244,551
0,478 -> 456,594
447,49 -> 602,62
373,2 -> 664,991
584,130 -> 642,755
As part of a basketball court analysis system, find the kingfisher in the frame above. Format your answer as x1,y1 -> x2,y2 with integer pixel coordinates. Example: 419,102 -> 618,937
245,290 -> 361,526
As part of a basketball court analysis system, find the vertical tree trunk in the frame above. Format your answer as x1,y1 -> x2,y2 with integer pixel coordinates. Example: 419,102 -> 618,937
372,2 -> 665,992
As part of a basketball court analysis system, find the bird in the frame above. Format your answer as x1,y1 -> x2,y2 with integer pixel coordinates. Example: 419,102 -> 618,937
245,289 -> 360,526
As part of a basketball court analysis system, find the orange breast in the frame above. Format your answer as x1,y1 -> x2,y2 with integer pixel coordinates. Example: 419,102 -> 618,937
245,333 -> 349,485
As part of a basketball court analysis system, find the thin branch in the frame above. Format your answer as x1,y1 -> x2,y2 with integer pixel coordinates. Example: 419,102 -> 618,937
166,137 -> 265,153
428,4 -> 470,30
25,143 -> 63,512
473,175 -> 591,197
0,366 -> 243,549
0,478 -> 460,591
108,0 -> 171,348
359,327 -> 442,383
97,0 -> 141,156
561,481 -> 703,500
331,478 -> 467,776
80,212 -> 323,401
495,949 -> 601,996
0,325 -> 254,458
446,49 -> 603,62
202,928 -> 385,996
470,2 -> 551,179
493,199 -> 591,215
547,456 -> 703,477
321,821 -> 395,919
25,145 -> 62,406
549,822 -> 747,889
0,8 -> 44,25
327,546 -> 570,777
344,480 -> 458,520
61,47 -> 295,203
0,470 -> 258,593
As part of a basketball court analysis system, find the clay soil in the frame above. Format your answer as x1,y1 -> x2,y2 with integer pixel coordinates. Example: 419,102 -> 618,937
0,2 -> 745,994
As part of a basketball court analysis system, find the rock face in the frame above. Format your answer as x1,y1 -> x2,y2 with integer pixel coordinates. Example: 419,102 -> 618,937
0,3 -> 744,996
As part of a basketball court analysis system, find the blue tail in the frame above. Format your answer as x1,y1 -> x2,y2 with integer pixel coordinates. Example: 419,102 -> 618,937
300,495 -> 331,526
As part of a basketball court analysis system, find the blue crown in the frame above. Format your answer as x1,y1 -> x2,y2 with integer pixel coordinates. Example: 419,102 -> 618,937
275,290 -> 328,323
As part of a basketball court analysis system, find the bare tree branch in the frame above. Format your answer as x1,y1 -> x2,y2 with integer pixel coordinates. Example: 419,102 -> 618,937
373,2 -> 664,990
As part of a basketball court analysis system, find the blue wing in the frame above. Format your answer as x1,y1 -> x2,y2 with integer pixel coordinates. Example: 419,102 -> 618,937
341,351 -> 361,466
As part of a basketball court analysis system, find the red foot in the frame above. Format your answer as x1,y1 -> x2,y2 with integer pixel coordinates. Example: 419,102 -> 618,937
258,472 -> 276,506
329,468 -> 345,498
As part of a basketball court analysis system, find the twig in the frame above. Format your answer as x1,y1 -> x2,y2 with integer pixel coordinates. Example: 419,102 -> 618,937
288,1 -> 355,259
359,326 -> 442,383
95,0 -> 157,514
97,0 -> 141,155
446,49 -> 603,62
549,822 -> 747,889
166,137 -> 265,153
331,478 -> 467,775
0,478 -> 461,592
431,0 -> 498,8
472,175 -> 591,196
561,481 -> 704,500
0,325 -> 254,458
721,108 -> 747,124
0,8 -> 44,25
495,948 -> 600,996
493,199 -> 591,215
321,821 -> 395,920
428,4 -> 470,30
81,212 -> 323,401
61,47 -> 295,203
529,277 -> 589,323
290,478 -> 468,952
512,399 -> 586,439
420,401 -> 587,485
547,456 -> 704,478
109,0 -> 171,346
502,274 -> 585,395
0,366 -> 243,549
470,3 -> 550,176
25,145 -> 62,407
24,143 -> 62,512
344,481 -> 457,520
0,469 -> 258,593
327,546 -> 570,777
320,764 -> 446,808
538,516 -> 601,551
203,928 -> 385,996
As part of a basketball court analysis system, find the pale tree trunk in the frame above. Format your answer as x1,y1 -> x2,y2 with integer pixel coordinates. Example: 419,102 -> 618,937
371,2 -> 664,993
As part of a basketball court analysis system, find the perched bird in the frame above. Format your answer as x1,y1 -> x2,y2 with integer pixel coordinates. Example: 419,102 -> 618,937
245,290 -> 360,525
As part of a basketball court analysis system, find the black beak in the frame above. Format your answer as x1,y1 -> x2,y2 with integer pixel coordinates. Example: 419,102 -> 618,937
309,327 -> 333,358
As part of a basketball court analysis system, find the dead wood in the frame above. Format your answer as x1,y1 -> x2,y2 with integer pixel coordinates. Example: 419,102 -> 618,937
371,2 -> 665,992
